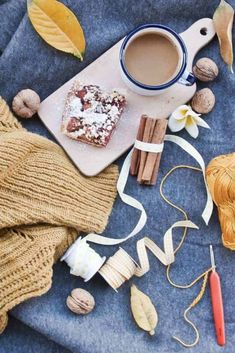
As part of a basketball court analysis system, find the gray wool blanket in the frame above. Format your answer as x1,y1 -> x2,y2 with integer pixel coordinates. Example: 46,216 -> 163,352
0,1 -> 235,353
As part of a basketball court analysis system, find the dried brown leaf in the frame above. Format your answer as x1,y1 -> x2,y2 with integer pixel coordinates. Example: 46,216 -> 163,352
213,0 -> 234,72
130,284 -> 158,335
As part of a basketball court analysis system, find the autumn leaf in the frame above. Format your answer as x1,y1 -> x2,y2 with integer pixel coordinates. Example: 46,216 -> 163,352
213,0 -> 234,73
27,0 -> 86,60
130,284 -> 158,335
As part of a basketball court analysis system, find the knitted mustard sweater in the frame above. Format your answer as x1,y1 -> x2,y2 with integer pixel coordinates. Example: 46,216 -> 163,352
0,97 -> 118,333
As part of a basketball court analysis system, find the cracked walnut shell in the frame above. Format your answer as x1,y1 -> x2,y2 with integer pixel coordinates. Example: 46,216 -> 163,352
12,89 -> 40,118
193,58 -> 219,82
66,288 -> 95,315
191,88 -> 215,114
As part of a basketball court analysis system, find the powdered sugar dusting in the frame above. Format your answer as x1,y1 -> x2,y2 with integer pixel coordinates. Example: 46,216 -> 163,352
69,97 -> 83,115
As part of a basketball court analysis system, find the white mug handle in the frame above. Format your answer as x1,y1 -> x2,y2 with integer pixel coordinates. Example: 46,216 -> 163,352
178,69 -> 195,86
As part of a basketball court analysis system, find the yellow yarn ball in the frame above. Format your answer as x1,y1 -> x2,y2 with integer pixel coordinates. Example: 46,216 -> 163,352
206,152 -> 235,250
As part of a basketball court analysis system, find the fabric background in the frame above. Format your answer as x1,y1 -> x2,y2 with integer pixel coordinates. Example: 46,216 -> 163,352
0,0 -> 235,352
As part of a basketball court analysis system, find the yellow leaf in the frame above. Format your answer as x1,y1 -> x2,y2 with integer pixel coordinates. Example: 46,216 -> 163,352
130,284 -> 158,336
213,0 -> 234,73
27,0 -> 86,60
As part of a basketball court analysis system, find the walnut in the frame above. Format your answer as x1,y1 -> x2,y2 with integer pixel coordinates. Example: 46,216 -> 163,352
191,88 -> 215,114
193,58 -> 219,82
66,288 -> 95,315
12,89 -> 40,118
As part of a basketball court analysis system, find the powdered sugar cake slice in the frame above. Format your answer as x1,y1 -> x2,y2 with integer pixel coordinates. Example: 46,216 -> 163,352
61,81 -> 126,147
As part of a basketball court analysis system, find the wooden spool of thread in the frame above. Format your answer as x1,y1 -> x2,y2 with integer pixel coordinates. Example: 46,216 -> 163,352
99,248 -> 137,291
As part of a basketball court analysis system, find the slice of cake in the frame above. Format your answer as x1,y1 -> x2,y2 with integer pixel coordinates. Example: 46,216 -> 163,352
61,81 -> 126,147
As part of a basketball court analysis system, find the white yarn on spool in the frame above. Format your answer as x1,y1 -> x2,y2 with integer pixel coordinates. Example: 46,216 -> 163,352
61,237 -> 106,282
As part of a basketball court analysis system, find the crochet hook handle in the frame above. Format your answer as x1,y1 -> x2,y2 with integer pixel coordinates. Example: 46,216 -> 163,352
209,245 -> 225,346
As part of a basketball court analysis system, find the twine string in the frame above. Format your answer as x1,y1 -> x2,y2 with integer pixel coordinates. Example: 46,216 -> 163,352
173,272 -> 209,348
160,165 -> 212,347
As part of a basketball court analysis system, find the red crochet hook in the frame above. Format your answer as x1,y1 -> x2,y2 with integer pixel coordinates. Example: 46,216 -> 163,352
209,245 -> 225,346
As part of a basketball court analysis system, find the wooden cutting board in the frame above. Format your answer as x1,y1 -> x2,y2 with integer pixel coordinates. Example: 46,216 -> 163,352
38,18 -> 215,176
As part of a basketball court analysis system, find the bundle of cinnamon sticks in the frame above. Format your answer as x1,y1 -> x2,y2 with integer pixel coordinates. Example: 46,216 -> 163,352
130,115 -> 167,185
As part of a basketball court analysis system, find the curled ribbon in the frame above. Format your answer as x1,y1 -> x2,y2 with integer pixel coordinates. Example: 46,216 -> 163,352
99,220 -> 198,291
85,134 -> 213,246
62,220 -> 198,289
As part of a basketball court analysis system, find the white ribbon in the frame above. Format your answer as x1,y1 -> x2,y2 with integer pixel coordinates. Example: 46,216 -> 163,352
98,220 -> 199,291
85,135 -> 213,246
61,237 -> 106,281
62,221 -> 198,286
135,220 -> 199,275
134,140 -> 164,153
85,148 -> 147,245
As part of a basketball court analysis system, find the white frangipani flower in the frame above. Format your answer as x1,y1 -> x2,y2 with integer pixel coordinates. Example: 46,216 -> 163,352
168,105 -> 210,139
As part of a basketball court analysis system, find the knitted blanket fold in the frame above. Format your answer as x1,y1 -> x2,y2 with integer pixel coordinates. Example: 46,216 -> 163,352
0,97 -> 118,333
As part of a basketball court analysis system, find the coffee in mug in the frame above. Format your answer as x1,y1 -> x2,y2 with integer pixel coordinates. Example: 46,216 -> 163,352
124,32 -> 180,86
119,24 -> 195,96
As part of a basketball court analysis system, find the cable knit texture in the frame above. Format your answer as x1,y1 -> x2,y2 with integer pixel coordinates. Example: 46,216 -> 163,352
0,97 -> 118,333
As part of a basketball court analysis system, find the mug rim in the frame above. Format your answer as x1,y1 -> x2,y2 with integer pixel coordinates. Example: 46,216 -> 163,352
119,24 -> 188,91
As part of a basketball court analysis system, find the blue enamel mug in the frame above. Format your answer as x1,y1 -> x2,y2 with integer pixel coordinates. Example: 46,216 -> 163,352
119,24 -> 195,96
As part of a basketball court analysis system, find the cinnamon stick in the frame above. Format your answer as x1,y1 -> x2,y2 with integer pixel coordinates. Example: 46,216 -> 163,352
141,118 -> 167,183
149,119 -> 168,185
130,115 -> 147,176
137,117 -> 156,183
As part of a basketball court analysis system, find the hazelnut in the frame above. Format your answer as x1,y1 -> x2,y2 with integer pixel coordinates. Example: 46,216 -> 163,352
12,89 -> 40,118
191,88 -> 215,114
193,58 -> 219,82
66,288 -> 95,315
